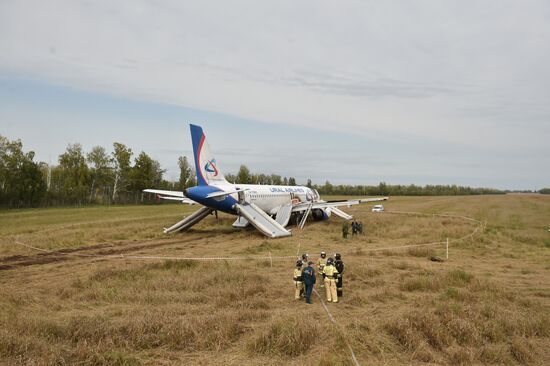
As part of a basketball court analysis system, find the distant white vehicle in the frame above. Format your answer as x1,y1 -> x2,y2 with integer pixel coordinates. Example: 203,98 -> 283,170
372,205 -> 385,212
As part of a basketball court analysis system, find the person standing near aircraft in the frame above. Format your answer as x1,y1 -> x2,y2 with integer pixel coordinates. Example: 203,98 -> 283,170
302,261 -> 316,304
318,251 -> 327,287
293,260 -> 304,300
342,222 -> 349,239
351,220 -> 358,237
322,258 -> 339,303
334,253 -> 345,297
301,253 -> 309,266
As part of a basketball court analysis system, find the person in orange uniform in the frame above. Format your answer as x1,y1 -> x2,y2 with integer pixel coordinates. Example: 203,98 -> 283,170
317,251 -> 327,287
322,257 -> 339,303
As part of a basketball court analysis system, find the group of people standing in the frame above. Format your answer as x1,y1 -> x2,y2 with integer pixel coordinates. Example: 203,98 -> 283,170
293,251 -> 345,304
342,220 -> 363,238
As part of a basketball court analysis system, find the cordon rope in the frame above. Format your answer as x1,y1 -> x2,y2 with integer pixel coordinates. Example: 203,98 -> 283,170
12,241 -> 297,261
313,288 -> 361,366
10,210 -> 484,263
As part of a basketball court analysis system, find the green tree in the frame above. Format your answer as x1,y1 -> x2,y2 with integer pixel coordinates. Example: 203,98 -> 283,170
236,165 -> 251,184
306,178 -> 312,188
225,173 -> 236,183
270,174 -> 282,185
0,136 -> 8,200
130,152 -> 164,195
256,173 -> 270,185
111,142 -> 133,202
0,136 -> 46,207
58,143 -> 89,204
131,152 -> 155,192
18,153 -> 46,207
87,146 -> 112,203
178,156 -> 192,189
378,181 -> 388,196
288,177 -> 296,186
323,180 -> 333,194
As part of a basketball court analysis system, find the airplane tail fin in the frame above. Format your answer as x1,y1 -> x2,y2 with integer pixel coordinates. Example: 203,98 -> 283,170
190,124 -> 228,186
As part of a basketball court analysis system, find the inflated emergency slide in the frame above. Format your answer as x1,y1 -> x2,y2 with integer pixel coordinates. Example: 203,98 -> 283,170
234,202 -> 291,238
232,216 -> 250,228
275,203 -> 292,227
164,206 -> 214,234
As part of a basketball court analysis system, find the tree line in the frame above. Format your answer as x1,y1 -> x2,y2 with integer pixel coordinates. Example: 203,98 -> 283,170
0,135 -> 512,208
0,135 -> 196,208
225,166 -> 505,196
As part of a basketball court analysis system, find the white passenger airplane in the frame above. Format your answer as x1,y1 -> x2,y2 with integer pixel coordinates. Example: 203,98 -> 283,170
144,124 -> 387,238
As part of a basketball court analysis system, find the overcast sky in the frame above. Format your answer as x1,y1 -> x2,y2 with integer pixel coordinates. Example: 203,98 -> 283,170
1,1 -> 549,189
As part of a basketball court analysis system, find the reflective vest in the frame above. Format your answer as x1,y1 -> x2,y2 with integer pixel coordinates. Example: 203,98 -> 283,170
323,264 -> 339,280
293,268 -> 303,282
318,257 -> 327,272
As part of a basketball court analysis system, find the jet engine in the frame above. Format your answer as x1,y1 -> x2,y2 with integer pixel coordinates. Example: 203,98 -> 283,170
312,208 -> 331,221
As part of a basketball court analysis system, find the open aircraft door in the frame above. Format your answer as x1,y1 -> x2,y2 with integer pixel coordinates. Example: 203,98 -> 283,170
237,189 -> 250,204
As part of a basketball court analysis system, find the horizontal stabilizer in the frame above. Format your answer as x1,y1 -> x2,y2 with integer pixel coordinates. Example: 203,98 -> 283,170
143,189 -> 196,204
144,189 -> 184,197
158,196 -> 196,204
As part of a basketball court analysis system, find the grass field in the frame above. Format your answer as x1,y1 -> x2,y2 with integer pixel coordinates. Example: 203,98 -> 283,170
1,194 -> 549,365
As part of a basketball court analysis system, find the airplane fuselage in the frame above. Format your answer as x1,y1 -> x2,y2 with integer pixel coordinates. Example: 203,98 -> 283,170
185,183 -> 320,216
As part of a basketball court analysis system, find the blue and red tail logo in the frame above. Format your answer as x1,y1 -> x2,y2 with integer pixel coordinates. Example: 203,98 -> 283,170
204,159 -> 219,176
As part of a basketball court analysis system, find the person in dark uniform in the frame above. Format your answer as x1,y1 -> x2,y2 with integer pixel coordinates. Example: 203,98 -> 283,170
342,222 -> 349,239
302,261 -> 316,304
334,253 -> 345,297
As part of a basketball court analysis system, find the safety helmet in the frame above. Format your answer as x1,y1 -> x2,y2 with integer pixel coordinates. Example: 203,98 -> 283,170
320,251 -> 326,258
302,253 -> 309,260
296,259 -> 303,267
335,253 -> 341,260
327,257 -> 334,265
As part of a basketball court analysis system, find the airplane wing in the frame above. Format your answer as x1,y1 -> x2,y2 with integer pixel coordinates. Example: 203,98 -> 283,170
291,197 -> 388,212
359,197 -> 389,203
205,188 -> 250,199
143,189 -> 197,205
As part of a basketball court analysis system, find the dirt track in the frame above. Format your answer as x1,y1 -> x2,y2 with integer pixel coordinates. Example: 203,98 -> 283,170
0,237 -> 200,270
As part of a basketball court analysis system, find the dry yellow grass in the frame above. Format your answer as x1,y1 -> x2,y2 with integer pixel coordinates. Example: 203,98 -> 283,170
0,194 -> 549,365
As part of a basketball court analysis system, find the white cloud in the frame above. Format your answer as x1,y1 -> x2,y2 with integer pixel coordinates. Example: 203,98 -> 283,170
1,0 -> 549,188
